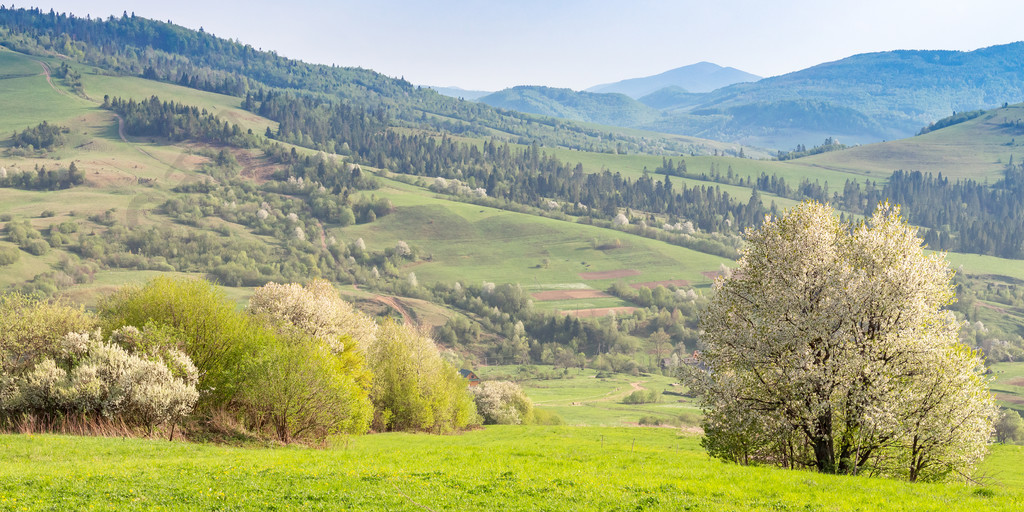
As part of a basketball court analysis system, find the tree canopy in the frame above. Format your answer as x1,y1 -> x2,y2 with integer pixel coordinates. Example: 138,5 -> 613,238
687,201 -> 997,482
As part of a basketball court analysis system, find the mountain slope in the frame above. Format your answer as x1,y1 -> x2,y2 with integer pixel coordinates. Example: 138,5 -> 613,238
660,42 -> 1024,147
587,62 -> 761,97
478,86 -> 661,126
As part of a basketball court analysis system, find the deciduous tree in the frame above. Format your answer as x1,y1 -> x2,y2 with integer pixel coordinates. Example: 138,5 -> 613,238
686,202 -> 997,481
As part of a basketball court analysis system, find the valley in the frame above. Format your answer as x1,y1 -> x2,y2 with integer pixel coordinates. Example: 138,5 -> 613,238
1,5 -> 1024,510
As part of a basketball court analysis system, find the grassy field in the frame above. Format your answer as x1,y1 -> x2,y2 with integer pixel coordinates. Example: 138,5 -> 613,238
0,428 -> 1020,511
798,105 -> 1024,181
0,49 -> 95,132
342,176 -> 727,313
991,362 -> 1024,416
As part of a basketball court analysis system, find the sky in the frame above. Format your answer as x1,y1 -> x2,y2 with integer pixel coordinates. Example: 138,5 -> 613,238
31,0 -> 1024,91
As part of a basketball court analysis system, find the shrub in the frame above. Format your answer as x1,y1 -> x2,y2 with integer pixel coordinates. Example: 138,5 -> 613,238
471,380 -> 534,425
245,329 -> 372,442
366,320 -> 477,432
622,388 -> 661,404
1,329 -> 199,434
0,245 -> 19,266
0,293 -> 95,376
995,408 -> 1024,444
247,279 -> 377,352
98,277 -> 272,411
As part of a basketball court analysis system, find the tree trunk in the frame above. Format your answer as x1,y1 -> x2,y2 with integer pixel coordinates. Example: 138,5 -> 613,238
812,413 -> 836,473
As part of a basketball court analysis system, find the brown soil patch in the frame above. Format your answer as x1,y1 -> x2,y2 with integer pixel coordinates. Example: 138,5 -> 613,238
579,269 -> 641,280
532,289 -> 610,301
234,149 -> 283,182
561,307 -> 637,318
629,279 -> 690,289
1007,377 -> 1024,387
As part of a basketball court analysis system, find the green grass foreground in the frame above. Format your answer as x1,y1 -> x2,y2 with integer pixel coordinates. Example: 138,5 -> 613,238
1,428 -> 1022,511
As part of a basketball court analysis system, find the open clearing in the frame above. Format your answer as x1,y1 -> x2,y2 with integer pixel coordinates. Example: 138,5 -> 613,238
579,269 -> 641,280
532,289 -> 610,301
562,306 -> 638,317
630,279 -> 691,289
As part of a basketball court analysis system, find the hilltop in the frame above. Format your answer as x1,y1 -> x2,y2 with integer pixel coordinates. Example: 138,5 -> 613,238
586,61 -> 761,98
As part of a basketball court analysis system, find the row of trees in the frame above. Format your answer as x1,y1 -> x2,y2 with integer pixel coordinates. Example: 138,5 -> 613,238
0,163 -> 84,190
1,277 -> 478,442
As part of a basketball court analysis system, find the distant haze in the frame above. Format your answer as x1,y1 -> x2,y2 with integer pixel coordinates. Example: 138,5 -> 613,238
33,0 -> 1024,91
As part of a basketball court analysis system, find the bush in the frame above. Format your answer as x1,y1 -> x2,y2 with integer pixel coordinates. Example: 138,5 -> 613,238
0,293 -> 95,376
622,388 -> 661,404
0,245 -> 19,266
1,329 -> 199,434
471,380 -> 534,425
995,408 -> 1024,444
22,238 -> 50,256
245,329 -> 372,442
366,320 -> 477,432
247,279 -> 377,352
98,277 -> 272,411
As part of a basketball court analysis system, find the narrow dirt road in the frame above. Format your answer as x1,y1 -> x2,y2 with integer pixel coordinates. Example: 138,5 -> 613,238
36,60 -> 72,98
374,295 -> 414,326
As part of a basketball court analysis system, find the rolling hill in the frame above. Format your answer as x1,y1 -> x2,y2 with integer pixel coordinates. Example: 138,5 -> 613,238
478,86 -> 662,127
477,43 -> 1024,151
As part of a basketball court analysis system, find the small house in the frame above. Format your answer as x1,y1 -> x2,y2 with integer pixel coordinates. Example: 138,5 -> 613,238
459,369 -> 481,387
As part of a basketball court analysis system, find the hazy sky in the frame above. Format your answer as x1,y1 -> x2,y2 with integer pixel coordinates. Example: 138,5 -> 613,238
32,1 -> 1024,91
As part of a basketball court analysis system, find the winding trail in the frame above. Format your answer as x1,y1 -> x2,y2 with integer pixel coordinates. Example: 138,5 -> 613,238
37,60 -> 72,98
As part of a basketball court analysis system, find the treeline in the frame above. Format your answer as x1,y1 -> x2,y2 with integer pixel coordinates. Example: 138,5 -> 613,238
250,92 -> 768,235
0,278 -> 478,442
0,162 -> 84,190
918,110 -> 986,135
775,137 -> 847,160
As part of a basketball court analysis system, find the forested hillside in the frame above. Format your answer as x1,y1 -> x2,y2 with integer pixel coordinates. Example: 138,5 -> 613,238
1,5 -> 1024,373
470,43 -> 1024,150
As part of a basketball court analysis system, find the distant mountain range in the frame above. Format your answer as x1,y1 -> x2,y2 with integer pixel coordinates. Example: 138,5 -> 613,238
586,62 -> 761,97
473,44 -> 1024,150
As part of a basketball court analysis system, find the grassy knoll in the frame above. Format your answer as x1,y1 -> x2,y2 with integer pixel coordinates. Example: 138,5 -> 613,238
797,105 -> 1024,181
0,49 -> 94,132
342,177 -> 727,315
0,428 -> 1020,511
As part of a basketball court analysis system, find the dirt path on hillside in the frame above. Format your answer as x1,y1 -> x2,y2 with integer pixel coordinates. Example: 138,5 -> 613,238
37,60 -> 72,98
373,295 -> 414,326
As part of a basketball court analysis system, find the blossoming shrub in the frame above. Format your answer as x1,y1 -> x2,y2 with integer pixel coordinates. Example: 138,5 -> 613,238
98,277 -> 273,411
247,279 -> 377,352
471,381 -> 533,425
1,329 -> 199,433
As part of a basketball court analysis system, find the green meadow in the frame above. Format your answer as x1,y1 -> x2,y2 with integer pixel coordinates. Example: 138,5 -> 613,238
0,428 -> 1021,511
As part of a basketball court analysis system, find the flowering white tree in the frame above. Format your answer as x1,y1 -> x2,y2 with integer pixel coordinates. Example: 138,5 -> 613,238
247,280 -> 378,352
471,380 -> 533,425
687,201 -> 997,481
